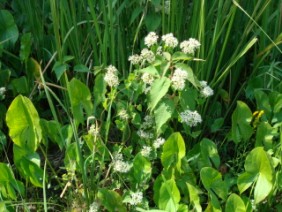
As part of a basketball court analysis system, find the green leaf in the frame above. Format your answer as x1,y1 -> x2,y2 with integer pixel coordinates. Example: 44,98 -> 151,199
225,194 -> 246,212
11,76 -> 29,95
187,183 -> 202,212
20,33 -> 32,62
53,62 -> 68,81
133,153 -> 152,184
237,147 -> 273,204
161,132 -> 185,171
200,167 -> 228,200
40,119 -> 64,149
145,12 -> 161,31
199,138 -> 220,169
154,98 -> 175,135
139,65 -> 160,76
98,189 -> 126,212
172,52 -> 193,61
93,73 -> 106,115
231,101 -> 253,143
211,118 -> 224,133
0,69 -> 10,86
68,78 -> 93,126
74,64 -> 90,73
13,145 -> 44,187
0,163 -> 24,200
148,77 -> 171,111
158,179 -> 180,211
174,63 -> 200,88
6,95 -> 42,151
0,10 -> 19,49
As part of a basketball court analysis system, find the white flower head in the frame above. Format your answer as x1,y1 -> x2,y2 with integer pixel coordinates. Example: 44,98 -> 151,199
180,109 -> 202,127
144,32 -> 159,47
141,48 -> 155,63
129,54 -> 142,65
180,38 -> 201,54
141,73 -> 155,85
89,201 -> 99,212
153,137 -> 166,149
201,86 -> 214,98
118,109 -> 129,120
0,87 -> 6,95
171,68 -> 188,91
104,65 -> 119,87
113,160 -> 132,173
137,129 -> 154,139
199,81 -> 207,87
88,124 -> 99,136
162,33 -> 178,48
129,191 -> 143,206
141,146 -> 152,157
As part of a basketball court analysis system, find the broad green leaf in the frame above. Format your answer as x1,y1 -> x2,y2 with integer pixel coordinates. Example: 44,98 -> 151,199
40,119 -> 64,149
27,58 -> 41,81
13,145 -> 44,187
187,183 -> 202,212
174,63 -> 200,88
138,65 -> 159,76
93,73 -> 106,115
0,10 -> 19,49
211,118 -> 224,133
68,78 -> 93,126
179,88 -> 197,110
199,138 -> 220,169
172,52 -> 193,61
148,77 -> 171,111
130,7 -> 143,25
158,179 -> 180,211
254,90 -> 271,120
0,69 -> 10,86
133,153 -> 152,184
6,95 -> 42,151
145,12 -> 161,31
161,132 -> 185,171
98,189 -> 126,212
231,101 -> 253,143
225,193 -> 246,212
20,33 -> 32,62
237,147 -> 273,204
154,98 -> 175,135
11,76 -> 29,95
74,64 -> 90,73
0,163 -> 24,200
53,62 -> 68,81
200,167 -> 228,200
255,122 -> 276,149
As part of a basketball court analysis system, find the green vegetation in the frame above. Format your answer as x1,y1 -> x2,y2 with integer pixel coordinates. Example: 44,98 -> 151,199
0,0 -> 282,211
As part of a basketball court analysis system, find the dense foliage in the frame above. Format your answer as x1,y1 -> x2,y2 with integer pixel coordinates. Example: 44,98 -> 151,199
0,0 -> 282,211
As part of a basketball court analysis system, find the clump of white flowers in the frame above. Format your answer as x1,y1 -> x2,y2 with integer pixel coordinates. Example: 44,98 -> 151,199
88,124 -> 99,136
140,48 -> 155,63
118,109 -> 129,120
180,109 -> 202,127
112,153 -> 132,173
144,32 -> 159,47
128,54 -> 142,65
141,146 -> 152,157
0,87 -> 6,99
104,65 -> 119,87
129,191 -> 143,206
199,81 -> 214,98
153,137 -> 166,149
162,33 -> 178,48
180,38 -> 201,54
89,202 -> 100,212
137,115 -> 155,139
171,68 -> 188,91
141,72 -> 155,85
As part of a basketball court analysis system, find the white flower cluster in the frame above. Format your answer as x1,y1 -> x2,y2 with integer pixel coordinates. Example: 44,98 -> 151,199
104,65 -> 119,87
88,124 -> 99,136
0,87 -> 6,98
141,72 -> 155,85
153,137 -> 165,149
171,68 -> 188,91
180,38 -> 201,54
141,146 -> 152,157
118,109 -> 129,120
112,153 -> 132,173
162,33 -> 178,48
129,191 -> 143,206
89,202 -> 99,212
180,109 -> 202,127
128,54 -> 142,65
199,81 -> 214,98
144,32 -> 158,47
137,115 -> 155,139
141,48 -> 155,63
